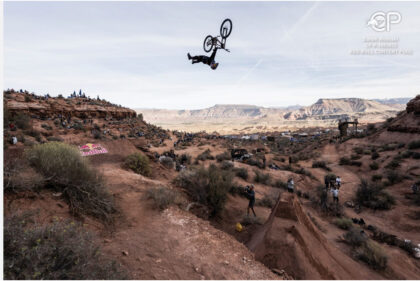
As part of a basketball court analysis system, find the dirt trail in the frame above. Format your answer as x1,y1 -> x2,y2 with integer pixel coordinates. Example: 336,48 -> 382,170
95,151 -> 280,279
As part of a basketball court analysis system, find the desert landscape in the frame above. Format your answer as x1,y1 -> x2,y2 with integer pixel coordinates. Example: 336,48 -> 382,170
4,89 -> 420,279
138,98 -> 410,134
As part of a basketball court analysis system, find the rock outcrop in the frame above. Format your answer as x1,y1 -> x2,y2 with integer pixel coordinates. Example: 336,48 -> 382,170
406,95 -> 420,114
5,91 -> 136,120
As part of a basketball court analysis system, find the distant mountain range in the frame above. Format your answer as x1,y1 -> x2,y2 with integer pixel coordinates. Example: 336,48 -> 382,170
136,97 -> 412,133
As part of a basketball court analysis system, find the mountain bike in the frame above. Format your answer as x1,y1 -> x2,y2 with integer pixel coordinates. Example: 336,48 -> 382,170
203,18 -> 233,53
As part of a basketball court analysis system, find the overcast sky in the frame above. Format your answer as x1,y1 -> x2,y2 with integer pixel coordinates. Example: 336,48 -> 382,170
4,1 -> 420,109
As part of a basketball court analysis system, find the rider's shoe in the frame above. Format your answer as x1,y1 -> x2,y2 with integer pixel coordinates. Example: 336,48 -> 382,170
187,53 -> 192,60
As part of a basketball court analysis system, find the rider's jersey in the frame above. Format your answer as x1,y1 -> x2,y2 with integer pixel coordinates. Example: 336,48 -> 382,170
203,48 -> 218,65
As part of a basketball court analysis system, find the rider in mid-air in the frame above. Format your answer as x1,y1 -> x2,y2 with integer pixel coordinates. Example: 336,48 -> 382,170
187,47 -> 219,70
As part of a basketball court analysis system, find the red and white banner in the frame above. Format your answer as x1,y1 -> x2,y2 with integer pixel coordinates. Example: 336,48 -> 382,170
79,143 -> 108,156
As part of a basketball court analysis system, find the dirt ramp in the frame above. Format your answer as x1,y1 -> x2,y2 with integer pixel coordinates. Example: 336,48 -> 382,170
247,194 -> 382,279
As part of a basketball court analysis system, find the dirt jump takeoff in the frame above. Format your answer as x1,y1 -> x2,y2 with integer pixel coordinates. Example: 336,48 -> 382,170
187,19 -> 232,70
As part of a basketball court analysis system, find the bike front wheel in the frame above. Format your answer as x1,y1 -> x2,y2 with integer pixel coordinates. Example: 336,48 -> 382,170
220,19 -> 233,39
203,35 -> 214,53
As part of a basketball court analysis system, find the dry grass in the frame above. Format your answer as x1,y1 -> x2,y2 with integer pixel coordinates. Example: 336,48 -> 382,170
4,212 -> 127,279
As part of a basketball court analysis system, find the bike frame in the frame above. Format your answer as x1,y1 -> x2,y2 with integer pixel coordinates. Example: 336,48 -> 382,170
213,36 -> 228,51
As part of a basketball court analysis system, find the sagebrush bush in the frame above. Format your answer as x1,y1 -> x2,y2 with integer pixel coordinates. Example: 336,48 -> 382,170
369,162 -> 379,170
408,140 -> 420,150
344,228 -> 368,247
339,157 -> 351,165
27,142 -> 116,223
371,174 -> 382,182
4,213 -> 127,280
355,179 -> 395,210
385,159 -> 400,169
312,161 -> 331,171
233,167 -> 248,180
355,240 -> 388,270
124,153 -> 151,176
160,156 -> 174,169
196,149 -> 214,161
273,180 -> 287,189
174,165 -> 233,216
256,194 -> 276,208
334,218 -> 353,230
254,170 -> 271,184
353,147 -> 364,155
385,170 -> 404,185
371,151 -> 380,160
220,160 -> 234,170
216,151 -> 231,162
145,186 -> 183,210
177,153 -> 191,165
14,113 -> 31,129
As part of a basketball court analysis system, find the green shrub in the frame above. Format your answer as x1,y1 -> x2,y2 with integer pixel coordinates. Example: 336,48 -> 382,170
233,167 -> 248,180
27,142 -> 116,223
229,185 -> 248,197
26,129 -> 41,138
254,170 -> 271,184
339,157 -> 351,165
273,180 -> 287,189
401,150 -> 413,158
369,162 -> 379,170
14,113 -> 31,130
355,240 -> 388,270
220,160 -> 234,170
351,154 -> 362,160
41,124 -> 52,130
4,213 -> 127,280
256,194 -> 276,208
312,160 -> 331,171
174,165 -> 233,216
293,167 -> 314,178
216,151 -> 231,162
124,153 -> 151,176
350,161 -> 362,167
355,180 -> 395,210
371,174 -> 382,182
246,158 -> 265,169
381,143 -> 397,151
353,147 -> 364,155
385,170 -> 404,185
334,218 -> 353,230
344,228 -> 368,247
412,152 -> 420,159
177,153 -> 191,165
145,186 -> 183,210
371,151 -> 380,160
408,140 -> 420,149
196,149 -> 214,161
385,159 -> 400,169
160,157 -> 174,169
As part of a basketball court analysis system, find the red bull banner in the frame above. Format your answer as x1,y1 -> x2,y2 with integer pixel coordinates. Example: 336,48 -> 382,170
79,143 -> 108,156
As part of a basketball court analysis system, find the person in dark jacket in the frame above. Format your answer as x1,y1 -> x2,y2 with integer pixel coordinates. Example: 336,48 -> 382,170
246,185 -> 256,217
187,48 -> 219,70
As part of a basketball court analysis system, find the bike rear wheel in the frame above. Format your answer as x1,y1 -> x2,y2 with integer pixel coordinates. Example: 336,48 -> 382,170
203,35 -> 214,53
220,19 -> 232,38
